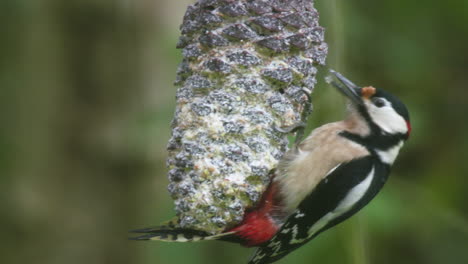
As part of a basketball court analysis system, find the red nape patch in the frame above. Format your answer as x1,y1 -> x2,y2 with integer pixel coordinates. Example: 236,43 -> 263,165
406,121 -> 412,138
227,182 -> 280,247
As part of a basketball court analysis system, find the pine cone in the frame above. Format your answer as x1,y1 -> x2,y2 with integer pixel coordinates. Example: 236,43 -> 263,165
166,0 -> 327,233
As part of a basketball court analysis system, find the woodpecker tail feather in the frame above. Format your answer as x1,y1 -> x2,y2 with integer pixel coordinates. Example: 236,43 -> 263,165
154,217 -> 179,229
130,181 -> 280,244
129,225 -> 236,242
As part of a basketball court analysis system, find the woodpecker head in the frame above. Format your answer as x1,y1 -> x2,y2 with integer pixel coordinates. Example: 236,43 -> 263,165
328,70 -> 411,141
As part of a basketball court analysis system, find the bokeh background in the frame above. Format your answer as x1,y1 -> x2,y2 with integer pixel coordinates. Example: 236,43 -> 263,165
2,0 -> 468,264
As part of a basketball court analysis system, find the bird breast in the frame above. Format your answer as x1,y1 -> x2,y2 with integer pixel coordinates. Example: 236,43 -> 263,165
275,121 -> 371,213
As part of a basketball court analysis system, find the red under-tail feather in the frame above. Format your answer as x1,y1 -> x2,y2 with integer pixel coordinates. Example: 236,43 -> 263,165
130,182 -> 281,246
227,182 -> 280,247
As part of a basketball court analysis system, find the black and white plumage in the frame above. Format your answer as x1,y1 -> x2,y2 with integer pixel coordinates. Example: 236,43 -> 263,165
248,70 -> 411,264
130,70 -> 411,264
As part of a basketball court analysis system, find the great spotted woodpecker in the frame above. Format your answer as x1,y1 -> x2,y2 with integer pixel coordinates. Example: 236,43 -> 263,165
131,70 -> 411,264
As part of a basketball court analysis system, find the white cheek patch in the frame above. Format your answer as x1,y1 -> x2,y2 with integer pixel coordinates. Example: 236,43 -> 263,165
367,99 -> 408,135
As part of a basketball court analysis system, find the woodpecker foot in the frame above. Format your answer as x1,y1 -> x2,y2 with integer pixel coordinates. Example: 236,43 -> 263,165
300,87 -> 313,113
294,128 -> 306,144
275,122 -> 306,134
301,88 -> 312,98
275,89 -> 311,142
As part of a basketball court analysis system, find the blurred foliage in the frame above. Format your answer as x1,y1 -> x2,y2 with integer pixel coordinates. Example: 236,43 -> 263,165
1,0 -> 467,264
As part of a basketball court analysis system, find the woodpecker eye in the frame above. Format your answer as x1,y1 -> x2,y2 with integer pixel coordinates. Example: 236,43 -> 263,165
372,98 -> 386,108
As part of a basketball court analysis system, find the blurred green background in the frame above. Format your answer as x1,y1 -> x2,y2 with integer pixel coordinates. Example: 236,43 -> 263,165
1,0 -> 467,264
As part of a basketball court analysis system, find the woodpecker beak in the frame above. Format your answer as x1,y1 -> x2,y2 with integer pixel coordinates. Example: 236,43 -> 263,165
328,70 -> 364,106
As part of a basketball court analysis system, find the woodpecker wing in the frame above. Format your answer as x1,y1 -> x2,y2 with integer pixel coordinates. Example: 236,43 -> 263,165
249,156 -> 388,264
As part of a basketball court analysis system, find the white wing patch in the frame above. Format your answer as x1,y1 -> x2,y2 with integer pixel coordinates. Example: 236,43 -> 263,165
335,167 -> 374,211
306,166 -> 375,239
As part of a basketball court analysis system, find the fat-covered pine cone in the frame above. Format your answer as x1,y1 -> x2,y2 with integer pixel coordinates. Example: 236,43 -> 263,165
166,0 -> 327,234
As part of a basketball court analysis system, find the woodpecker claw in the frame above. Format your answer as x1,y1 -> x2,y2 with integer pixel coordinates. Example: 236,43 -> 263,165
301,88 -> 312,99
274,122 -> 306,134
275,122 -> 308,144
292,87 -> 314,144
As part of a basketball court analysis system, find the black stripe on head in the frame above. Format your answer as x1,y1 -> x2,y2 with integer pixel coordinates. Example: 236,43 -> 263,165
373,88 -> 410,122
